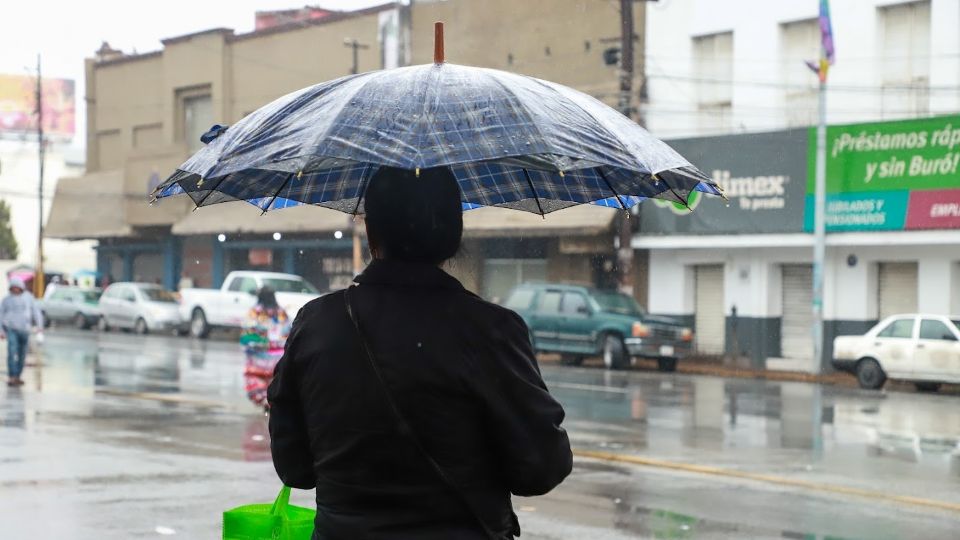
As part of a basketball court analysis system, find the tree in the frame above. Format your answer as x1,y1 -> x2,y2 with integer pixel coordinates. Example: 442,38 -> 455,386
0,199 -> 19,261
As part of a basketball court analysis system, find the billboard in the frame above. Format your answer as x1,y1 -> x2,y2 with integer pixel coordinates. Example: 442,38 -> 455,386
0,74 -> 75,137
640,129 -> 809,235
804,115 -> 960,231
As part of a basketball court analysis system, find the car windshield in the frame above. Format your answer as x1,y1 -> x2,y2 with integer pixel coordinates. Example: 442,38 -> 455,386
592,291 -> 644,317
262,277 -> 319,294
80,290 -> 101,303
140,288 -> 177,303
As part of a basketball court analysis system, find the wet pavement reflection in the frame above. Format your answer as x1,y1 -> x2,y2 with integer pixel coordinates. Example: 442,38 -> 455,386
2,330 -> 959,538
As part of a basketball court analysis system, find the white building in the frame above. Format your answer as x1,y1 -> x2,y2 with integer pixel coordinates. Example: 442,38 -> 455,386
640,0 -> 960,371
644,0 -> 960,137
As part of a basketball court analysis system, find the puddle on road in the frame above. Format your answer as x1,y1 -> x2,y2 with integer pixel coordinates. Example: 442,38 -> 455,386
543,366 -> 960,481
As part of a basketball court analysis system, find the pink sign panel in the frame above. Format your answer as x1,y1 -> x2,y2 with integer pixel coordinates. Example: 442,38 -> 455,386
905,189 -> 960,230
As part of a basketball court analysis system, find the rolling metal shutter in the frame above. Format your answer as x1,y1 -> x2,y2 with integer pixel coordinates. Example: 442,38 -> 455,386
694,265 -> 725,355
878,262 -> 918,319
781,264 -> 813,359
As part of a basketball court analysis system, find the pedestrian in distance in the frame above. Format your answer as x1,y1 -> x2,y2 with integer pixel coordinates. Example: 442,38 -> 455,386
1,278 -> 44,387
268,166 -> 573,540
242,286 -> 289,411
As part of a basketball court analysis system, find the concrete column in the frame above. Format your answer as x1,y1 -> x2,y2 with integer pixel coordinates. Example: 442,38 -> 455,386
122,252 -> 134,282
95,248 -> 109,286
282,247 -> 296,275
162,236 -> 181,291
951,263 -> 960,319
647,251 -> 693,315
918,258 -> 954,316
211,239 -> 224,288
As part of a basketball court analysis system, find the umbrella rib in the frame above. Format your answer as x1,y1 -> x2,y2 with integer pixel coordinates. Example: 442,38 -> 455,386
597,168 -> 628,212
522,168 -> 546,218
191,174 -> 231,211
659,174 -> 691,210
261,172 -> 295,215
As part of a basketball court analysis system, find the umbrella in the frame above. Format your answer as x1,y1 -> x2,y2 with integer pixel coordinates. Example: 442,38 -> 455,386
153,23 -> 723,215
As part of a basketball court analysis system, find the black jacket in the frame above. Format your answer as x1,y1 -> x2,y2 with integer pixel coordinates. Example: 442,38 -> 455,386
268,259 -> 572,540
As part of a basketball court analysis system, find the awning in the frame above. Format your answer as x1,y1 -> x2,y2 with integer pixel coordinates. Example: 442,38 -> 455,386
172,201 -> 354,235
45,171 -> 134,239
172,201 -> 617,238
462,205 -> 617,238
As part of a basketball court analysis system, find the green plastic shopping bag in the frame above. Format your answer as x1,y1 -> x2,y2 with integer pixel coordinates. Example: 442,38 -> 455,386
223,485 -> 316,540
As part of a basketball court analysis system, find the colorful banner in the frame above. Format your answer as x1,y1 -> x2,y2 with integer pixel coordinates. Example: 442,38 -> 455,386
805,115 -> 960,231
0,74 -> 75,137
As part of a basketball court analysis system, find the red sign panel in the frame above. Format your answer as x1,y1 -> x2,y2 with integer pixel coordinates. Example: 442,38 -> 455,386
905,189 -> 960,230
248,248 -> 273,266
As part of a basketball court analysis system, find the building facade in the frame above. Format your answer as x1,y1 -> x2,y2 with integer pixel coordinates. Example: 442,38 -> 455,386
637,0 -> 960,370
641,117 -> 960,370
645,0 -> 960,138
46,0 -> 643,299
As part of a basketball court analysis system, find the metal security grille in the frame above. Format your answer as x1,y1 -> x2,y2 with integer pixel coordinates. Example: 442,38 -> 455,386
781,264 -> 813,359
878,262 -> 918,319
694,265 -> 725,355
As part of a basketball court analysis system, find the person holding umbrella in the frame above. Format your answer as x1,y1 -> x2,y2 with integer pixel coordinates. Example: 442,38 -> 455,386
265,166 -> 573,539
1,278 -> 44,386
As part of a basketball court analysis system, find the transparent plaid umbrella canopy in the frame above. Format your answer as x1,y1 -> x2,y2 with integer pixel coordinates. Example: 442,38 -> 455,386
153,24 -> 723,215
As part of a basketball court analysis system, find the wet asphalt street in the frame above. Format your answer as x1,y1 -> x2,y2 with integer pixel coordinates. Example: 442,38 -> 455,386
2,329 -> 959,539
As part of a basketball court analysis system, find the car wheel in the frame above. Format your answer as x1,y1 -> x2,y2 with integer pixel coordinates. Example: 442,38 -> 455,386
190,309 -> 210,339
602,334 -> 628,370
914,382 -> 942,392
856,358 -> 886,390
97,316 -> 110,332
134,318 -> 149,335
657,357 -> 678,372
559,355 -> 584,366
42,312 -> 51,329
74,312 -> 89,330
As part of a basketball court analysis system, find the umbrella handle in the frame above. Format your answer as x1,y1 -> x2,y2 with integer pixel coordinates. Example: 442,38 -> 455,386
434,21 -> 444,64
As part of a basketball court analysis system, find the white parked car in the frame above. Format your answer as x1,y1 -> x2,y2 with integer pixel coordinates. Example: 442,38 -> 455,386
98,283 -> 183,335
833,314 -> 960,391
179,271 -> 320,338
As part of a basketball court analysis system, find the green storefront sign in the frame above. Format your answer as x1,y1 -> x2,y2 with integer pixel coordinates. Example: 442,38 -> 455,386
805,115 -> 960,231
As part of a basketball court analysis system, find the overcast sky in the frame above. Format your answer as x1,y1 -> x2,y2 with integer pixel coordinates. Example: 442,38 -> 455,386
1,0 -> 388,147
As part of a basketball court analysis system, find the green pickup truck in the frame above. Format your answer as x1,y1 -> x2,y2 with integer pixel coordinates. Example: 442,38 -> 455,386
504,283 -> 693,371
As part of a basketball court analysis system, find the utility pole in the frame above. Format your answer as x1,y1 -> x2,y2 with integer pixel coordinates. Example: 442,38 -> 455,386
812,77 -> 827,375
616,0 -> 636,298
344,38 -> 370,275
34,54 -> 46,299
343,38 -> 371,75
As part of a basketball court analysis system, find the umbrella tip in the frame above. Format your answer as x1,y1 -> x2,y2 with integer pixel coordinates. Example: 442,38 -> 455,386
434,22 -> 444,64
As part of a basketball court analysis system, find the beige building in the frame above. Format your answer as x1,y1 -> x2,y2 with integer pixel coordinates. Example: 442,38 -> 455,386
46,0 -> 643,300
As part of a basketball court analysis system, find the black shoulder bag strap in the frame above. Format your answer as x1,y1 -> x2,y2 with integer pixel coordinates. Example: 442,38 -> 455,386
344,286 -> 502,540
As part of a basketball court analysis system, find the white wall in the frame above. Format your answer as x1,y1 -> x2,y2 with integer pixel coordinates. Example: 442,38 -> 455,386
647,238 -> 960,320
645,0 -> 960,138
